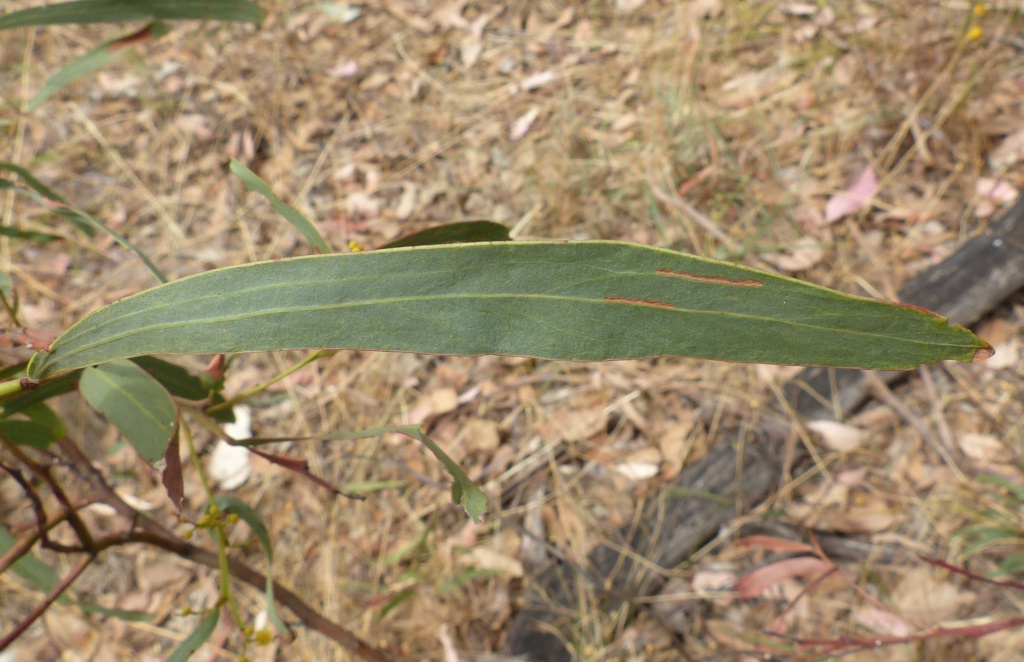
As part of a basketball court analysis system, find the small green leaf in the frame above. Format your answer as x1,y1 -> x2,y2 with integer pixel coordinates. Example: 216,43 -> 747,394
230,159 -> 331,254
0,419 -> 58,449
0,525 -> 58,591
214,496 -> 290,636
0,402 -> 67,448
166,609 -> 220,662
131,356 -> 233,422
0,0 -> 264,30
80,360 -> 177,465
404,428 -> 487,522
380,221 -> 510,249
28,23 -> 172,110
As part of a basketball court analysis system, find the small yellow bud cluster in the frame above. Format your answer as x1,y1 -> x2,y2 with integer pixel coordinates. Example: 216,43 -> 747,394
967,4 -> 985,40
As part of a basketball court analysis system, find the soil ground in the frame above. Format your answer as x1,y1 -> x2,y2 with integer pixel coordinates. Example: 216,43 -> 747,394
2,1 -> 1024,661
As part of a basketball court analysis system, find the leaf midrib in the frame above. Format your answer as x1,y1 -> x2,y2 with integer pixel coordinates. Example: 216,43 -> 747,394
44,291 -> 966,370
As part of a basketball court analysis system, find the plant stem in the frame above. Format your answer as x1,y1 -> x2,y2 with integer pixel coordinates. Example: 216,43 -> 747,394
207,350 -> 333,414
0,378 -> 25,399
181,422 -> 244,629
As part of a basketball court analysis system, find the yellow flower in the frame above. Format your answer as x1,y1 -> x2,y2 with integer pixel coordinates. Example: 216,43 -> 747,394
973,4 -> 986,17
348,240 -> 365,252
966,25 -> 982,40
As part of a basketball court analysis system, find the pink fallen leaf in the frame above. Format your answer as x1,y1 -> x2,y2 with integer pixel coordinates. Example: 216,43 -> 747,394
824,165 -> 878,223
735,557 -> 834,599
510,107 -> 541,141
328,58 -> 359,78
519,70 -> 558,92
854,606 -> 913,636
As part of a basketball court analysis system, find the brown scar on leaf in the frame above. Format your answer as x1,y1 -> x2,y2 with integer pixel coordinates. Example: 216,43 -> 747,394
973,345 -> 995,362
604,296 -> 675,310
656,268 -> 763,287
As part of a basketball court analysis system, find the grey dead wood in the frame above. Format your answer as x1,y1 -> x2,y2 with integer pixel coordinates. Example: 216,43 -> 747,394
503,195 -> 1024,661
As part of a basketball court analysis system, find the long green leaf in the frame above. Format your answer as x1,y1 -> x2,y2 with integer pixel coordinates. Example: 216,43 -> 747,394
229,159 -> 331,254
26,242 -> 990,380
0,0 -> 263,30
28,23 -> 172,110
79,360 -> 178,465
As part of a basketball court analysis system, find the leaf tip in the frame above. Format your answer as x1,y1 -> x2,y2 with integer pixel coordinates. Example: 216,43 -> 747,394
973,344 -> 995,362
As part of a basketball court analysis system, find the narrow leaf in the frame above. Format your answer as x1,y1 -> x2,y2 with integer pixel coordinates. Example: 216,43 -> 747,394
27,242 -> 991,380
0,0 -> 264,30
380,221 -> 510,249
236,425 -> 488,521
246,448 -> 345,495
79,360 -> 178,465
214,496 -> 290,636
0,226 -> 58,243
166,609 -> 219,662
0,272 -> 12,303
404,427 -> 487,522
230,159 -> 331,254
76,602 -> 152,621
0,164 -> 165,282
28,23 -> 172,110
379,589 -> 417,618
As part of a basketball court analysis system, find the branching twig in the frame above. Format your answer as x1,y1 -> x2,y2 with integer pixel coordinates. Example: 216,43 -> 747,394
3,440 -> 96,552
52,437 -> 395,662
0,554 -> 94,650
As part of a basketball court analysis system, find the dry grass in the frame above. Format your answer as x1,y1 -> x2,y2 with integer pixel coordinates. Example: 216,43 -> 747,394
1,0 -> 1024,660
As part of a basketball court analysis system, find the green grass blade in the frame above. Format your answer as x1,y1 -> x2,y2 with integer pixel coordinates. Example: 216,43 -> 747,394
26,242 -> 990,380
0,0 -> 264,30
229,159 -> 331,254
